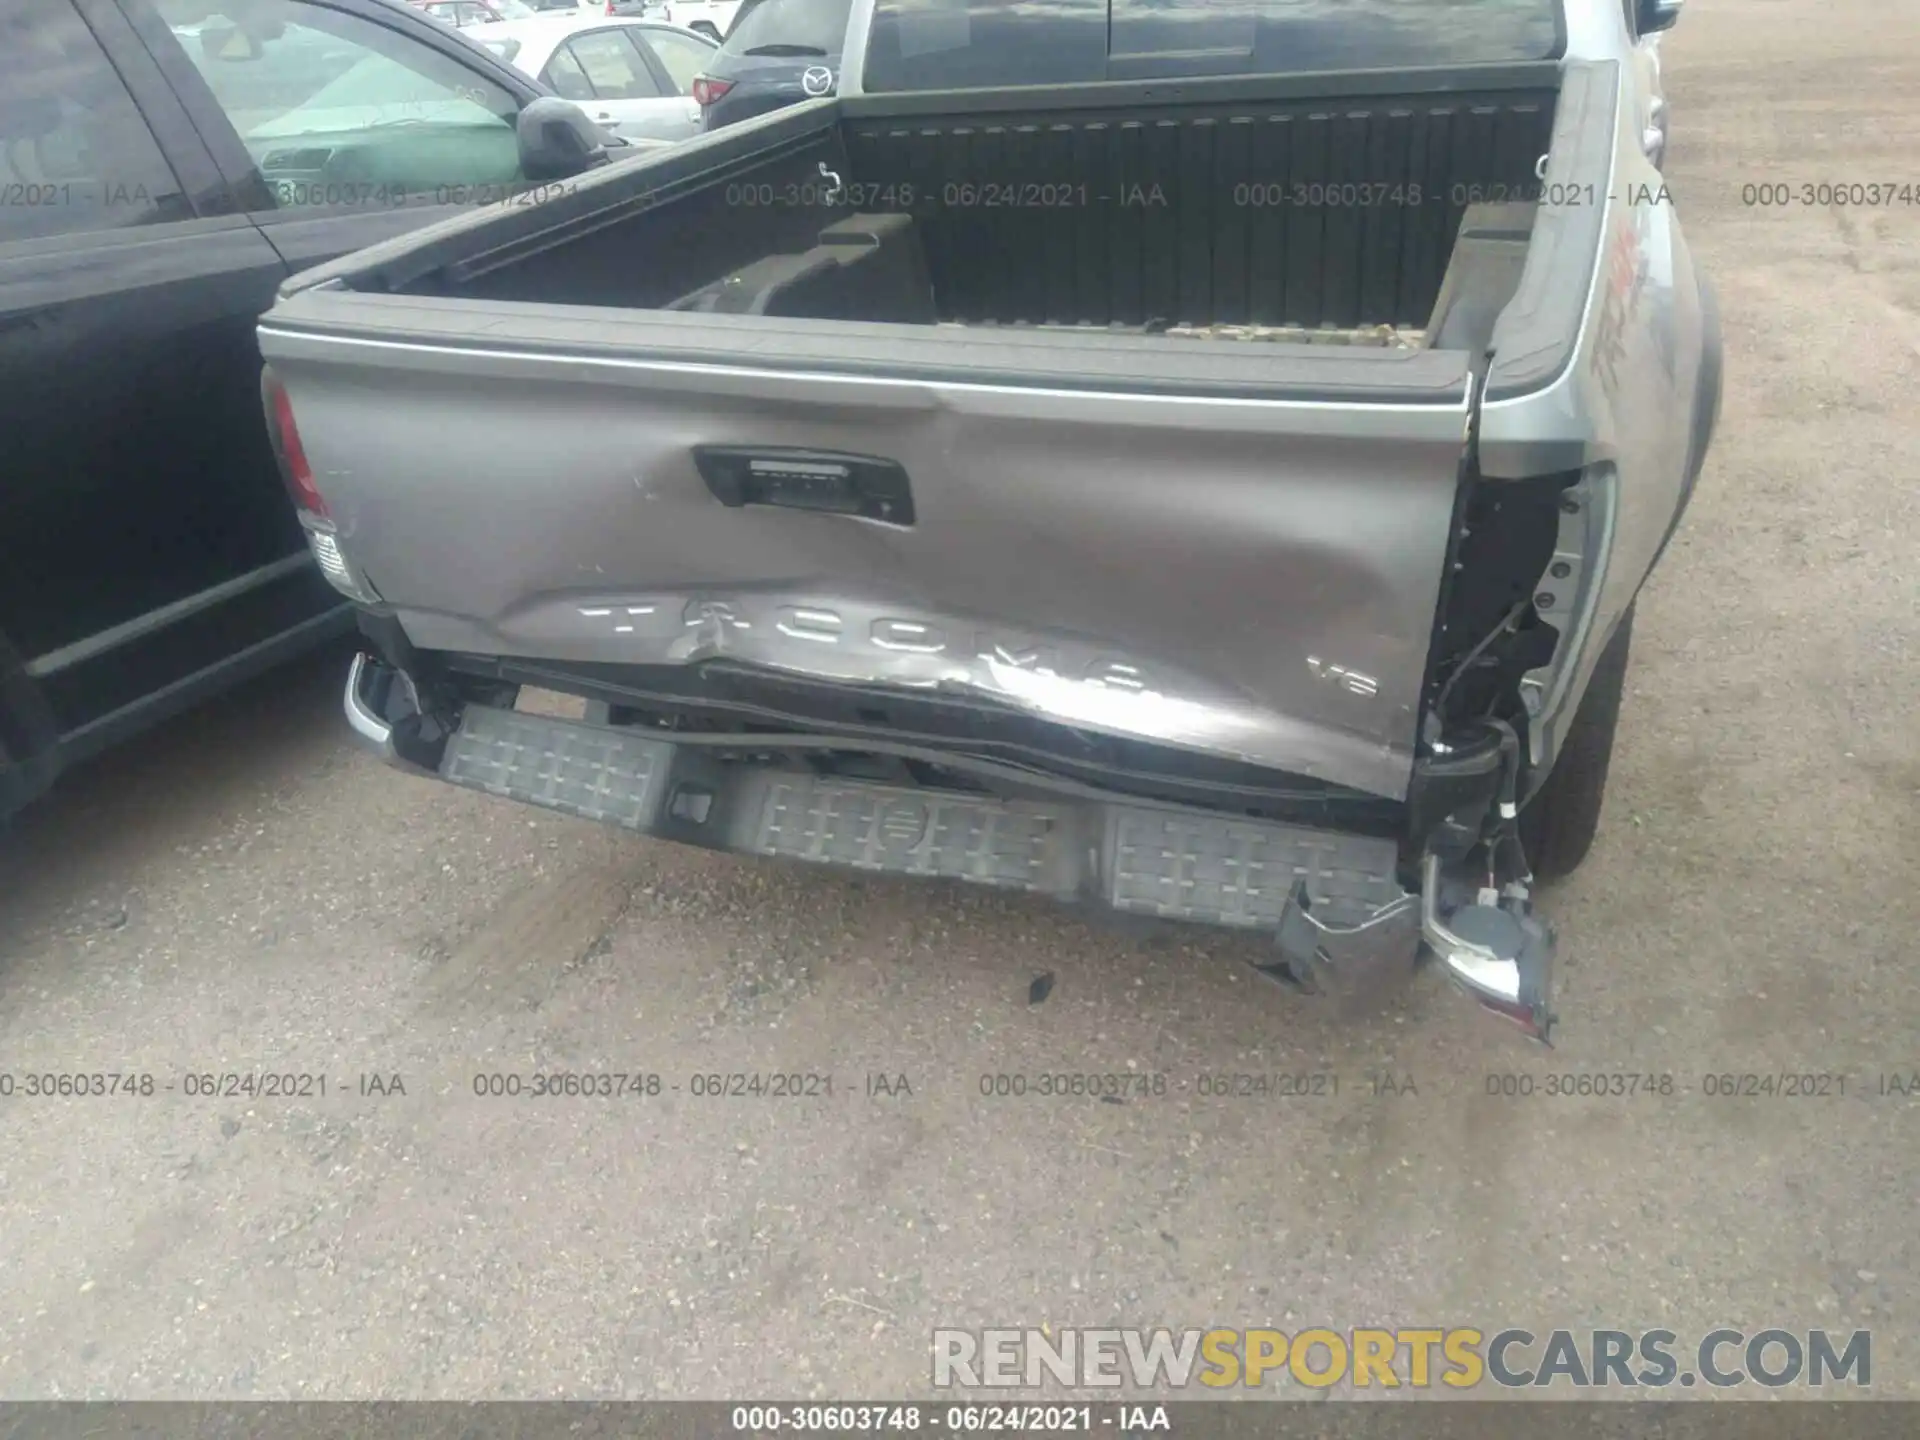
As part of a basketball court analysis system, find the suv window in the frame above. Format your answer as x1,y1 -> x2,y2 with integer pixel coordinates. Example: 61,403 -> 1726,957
0,0 -> 185,242
719,0 -> 850,58
862,0 -> 1561,93
154,0 -> 523,208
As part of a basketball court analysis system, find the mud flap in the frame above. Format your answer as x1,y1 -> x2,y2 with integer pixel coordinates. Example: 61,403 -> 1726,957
1266,863 -> 1558,1045
1264,879 -> 1423,1011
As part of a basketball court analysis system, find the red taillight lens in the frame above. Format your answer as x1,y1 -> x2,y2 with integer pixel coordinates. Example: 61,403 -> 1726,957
691,75 -> 733,107
262,369 -> 328,518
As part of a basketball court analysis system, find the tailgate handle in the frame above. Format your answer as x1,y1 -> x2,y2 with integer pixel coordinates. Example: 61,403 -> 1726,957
692,446 -> 916,525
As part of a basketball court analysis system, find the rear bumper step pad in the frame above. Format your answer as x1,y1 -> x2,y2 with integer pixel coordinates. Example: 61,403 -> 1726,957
346,654 -> 1553,1040
440,702 -> 1407,932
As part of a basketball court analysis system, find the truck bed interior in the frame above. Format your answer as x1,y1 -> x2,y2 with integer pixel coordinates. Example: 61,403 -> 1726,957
408,71 -> 1560,352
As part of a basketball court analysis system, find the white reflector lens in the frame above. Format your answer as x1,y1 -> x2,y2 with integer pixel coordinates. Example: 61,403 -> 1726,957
305,524 -> 381,604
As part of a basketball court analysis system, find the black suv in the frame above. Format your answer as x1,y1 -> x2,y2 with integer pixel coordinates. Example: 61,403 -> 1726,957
0,0 -> 612,821
693,0 -> 848,130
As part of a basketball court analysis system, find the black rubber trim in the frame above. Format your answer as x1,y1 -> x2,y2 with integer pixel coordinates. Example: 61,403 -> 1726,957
838,62 -> 1566,120
261,289 -> 1473,404
37,565 -> 342,737
1482,60 -> 1620,402
60,608 -> 353,769
0,629 -> 61,821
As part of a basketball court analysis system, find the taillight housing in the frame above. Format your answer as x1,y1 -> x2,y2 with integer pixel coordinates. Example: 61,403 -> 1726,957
261,366 -> 327,518
691,75 -> 732,107
261,365 -> 382,604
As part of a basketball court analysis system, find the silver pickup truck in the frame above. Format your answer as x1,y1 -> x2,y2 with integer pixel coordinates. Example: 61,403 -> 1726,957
257,0 -> 1720,1044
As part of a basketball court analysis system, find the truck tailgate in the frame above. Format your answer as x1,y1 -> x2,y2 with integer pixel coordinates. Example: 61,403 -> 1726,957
259,292 -> 1473,801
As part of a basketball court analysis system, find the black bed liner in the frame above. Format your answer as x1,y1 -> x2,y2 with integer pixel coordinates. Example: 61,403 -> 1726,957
268,60 -> 1617,408
283,64 -> 1560,316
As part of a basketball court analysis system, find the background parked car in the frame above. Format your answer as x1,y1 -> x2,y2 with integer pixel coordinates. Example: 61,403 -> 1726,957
0,0 -> 617,823
468,15 -> 715,142
693,0 -> 848,130
611,0 -> 741,42
419,0 -> 543,27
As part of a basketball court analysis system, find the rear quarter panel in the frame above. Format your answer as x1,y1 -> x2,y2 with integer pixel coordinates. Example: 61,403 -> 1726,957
1476,45 -> 1709,775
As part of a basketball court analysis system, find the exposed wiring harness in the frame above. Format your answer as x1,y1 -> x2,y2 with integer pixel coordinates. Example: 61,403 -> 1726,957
1479,714 -> 1531,889
1430,597 -> 1533,730
1423,595 -> 1535,889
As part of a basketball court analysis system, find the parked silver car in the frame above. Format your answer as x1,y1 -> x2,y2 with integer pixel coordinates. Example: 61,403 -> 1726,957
465,14 -> 716,141
605,0 -> 741,42
417,0 -> 542,27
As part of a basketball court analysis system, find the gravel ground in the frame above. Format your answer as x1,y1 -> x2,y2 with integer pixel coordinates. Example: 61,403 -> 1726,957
2,0 -> 1917,1402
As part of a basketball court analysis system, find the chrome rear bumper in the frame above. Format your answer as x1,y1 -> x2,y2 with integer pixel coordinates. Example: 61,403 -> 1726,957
343,651 -> 395,755
343,651 -> 437,778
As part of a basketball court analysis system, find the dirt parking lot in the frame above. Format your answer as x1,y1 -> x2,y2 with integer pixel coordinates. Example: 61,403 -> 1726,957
2,0 -> 1917,1402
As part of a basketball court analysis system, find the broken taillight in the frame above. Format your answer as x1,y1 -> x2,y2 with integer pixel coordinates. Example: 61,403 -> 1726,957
691,75 -> 733,107
261,366 -> 381,603
261,367 -> 327,518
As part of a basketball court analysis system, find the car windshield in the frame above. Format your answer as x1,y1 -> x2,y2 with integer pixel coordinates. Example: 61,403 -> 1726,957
153,0 -> 520,196
862,0 -> 1562,92
719,0 -> 851,57
158,2 -> 509,134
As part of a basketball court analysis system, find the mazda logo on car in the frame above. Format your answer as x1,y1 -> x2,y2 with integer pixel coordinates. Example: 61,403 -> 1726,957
801,65 -> 834,96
